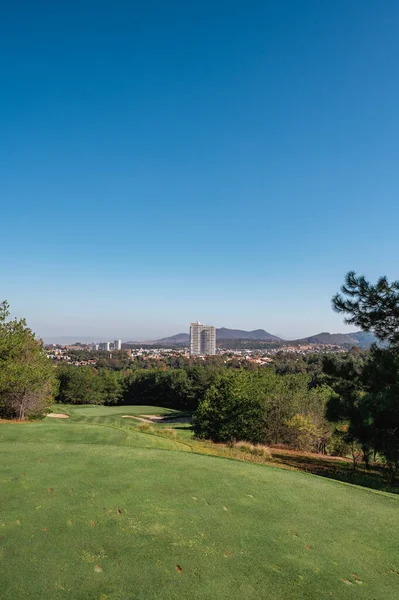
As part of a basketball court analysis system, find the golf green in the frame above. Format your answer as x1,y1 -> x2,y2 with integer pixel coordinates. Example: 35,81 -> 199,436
0,408 -> 398,600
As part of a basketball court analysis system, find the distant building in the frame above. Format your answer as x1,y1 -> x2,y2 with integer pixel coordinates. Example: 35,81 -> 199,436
190,322 -> 216,356
92,344 -> 99,351
201,325 -> 216,355
99,341 -> 110,351
190,322 -> 202,355
114,339 -> 122,350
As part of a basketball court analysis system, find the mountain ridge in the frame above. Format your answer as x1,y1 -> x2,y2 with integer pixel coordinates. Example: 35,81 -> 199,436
152,328 -> 378,348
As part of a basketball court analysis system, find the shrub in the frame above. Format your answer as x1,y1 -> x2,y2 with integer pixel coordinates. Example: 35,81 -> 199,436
233,441 -> 271,459
158,427 -> 177,438
285,414 -> 318,451
137,422 -> 154,433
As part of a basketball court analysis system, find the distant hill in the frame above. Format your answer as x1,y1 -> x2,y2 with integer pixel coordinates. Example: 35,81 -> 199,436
44,329 -> 380,349
154,329 -> 379,348
155,328 -> 281,346
290,331 -> 378,348
42,336 -> 101,344
216,328 -> 282,341
156,333 -> 190,345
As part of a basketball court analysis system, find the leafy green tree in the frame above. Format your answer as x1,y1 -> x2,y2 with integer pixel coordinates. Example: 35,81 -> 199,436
97,369 -> 122,405
56,365 -> 103,405
193,371 -> 269,443
0,301 -> 57,420
123,368 -> 194,410
285,414 -> 318,451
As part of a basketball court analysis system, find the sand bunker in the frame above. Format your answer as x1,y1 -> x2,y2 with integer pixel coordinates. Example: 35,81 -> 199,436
122,415 -> 152,423
140,414 -> 163,420
46,413 -> 69,419
122,414 -> 191,424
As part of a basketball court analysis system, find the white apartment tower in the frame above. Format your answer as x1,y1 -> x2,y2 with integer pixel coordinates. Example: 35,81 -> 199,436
201,325 -> 216,355
190,321 -> 216,356
190,322 -> 202,355
114,339 -> 122,350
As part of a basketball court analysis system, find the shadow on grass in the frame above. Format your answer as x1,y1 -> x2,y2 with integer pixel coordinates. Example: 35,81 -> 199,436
269,449 -> 399,494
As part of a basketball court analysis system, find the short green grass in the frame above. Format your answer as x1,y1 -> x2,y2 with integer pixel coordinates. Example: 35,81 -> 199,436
71,405 -> 178,417
1,406 -> 398,600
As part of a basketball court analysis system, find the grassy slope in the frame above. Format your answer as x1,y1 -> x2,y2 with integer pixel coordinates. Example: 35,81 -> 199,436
0,407 -> 398,600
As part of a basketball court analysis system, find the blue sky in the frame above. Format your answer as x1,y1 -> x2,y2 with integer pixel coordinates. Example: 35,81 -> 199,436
2,1 -> 399,340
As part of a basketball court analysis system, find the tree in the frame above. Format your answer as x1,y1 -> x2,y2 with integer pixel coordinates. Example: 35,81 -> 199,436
0,301 -> 57,420
333,271 -> 399,347
193,371 -> 269,443
324,351 -> 374,467
285,414 -> 318,451
328,273 -> 399,481
122,368 -> 194,410
56,365 -> 103,405
97,369 -> 122,405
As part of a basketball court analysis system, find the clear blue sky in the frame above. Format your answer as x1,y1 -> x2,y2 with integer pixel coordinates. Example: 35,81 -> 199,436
2,1 -> 399,341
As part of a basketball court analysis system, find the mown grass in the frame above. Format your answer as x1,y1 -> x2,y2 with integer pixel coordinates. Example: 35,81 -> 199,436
71,404 -> 178,417
51,405 -> 399,492
1,405 -> 398,599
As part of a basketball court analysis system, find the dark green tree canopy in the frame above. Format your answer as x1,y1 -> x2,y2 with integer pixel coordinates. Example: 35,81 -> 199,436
333,271 -> 399,347
329,273 -> 399,481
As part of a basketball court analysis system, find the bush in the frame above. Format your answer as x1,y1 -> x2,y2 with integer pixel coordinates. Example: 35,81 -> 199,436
285,414 -> 318,451
137,422 -> 154,433
233,441 -> 271,459
160,427 -> 177,438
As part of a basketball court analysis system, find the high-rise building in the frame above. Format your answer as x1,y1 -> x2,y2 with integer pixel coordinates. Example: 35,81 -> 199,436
190,322 -> 216,356
92,344 -> 99,351
99,341 -> 110,351
190,322 -> 202,355
114,339 -> 122,350
201,325 -> 216,355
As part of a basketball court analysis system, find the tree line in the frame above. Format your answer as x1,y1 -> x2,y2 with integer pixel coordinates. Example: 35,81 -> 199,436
1,271 -> 399,481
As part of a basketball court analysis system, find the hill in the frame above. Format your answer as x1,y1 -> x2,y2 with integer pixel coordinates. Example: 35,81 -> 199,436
290,330 -> 378,347
0,406 -> 397,600
126,329 -> 380,349
156,328 -> 281,345
155,332 -> 189,345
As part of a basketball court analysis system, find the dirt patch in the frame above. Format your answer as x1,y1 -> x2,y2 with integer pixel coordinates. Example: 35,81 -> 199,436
46,413 -> 69,419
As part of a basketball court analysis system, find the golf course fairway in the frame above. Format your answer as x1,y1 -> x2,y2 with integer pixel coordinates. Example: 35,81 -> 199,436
0,407 -> 398,600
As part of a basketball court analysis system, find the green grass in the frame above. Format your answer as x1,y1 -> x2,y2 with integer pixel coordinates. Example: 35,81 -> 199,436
71,405 -> 178,417
1,406 -> 398,600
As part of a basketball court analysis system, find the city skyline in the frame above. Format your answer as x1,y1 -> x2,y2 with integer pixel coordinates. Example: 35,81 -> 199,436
40,323 -> 364,346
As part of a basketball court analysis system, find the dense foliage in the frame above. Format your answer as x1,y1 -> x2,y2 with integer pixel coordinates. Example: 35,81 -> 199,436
54,357 -> 338,451
0,301 -> 57,420
193,369 -> 335,449
328,272 -> 399,481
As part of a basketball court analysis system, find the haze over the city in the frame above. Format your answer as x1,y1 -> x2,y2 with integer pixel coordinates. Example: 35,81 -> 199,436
2,1 -> 399,339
